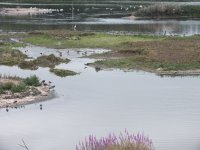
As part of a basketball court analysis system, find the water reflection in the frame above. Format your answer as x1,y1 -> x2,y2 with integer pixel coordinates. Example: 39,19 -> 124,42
1,16 -> 200,35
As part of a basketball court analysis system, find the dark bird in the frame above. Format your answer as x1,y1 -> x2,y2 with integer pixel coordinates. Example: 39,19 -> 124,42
40,104 -> 42,110
59,52 -> 62,57
49,85 -> 55,89
40,53 -> 43,55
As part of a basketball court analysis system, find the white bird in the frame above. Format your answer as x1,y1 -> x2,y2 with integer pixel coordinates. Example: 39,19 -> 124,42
73,25 -> 77,31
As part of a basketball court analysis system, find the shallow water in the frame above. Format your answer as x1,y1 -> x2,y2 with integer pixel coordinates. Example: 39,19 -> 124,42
0,45 -> 200,150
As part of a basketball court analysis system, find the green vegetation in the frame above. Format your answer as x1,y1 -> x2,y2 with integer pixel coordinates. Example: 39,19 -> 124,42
23,75 -> 40,86
10,82 -> 27,93
89,35 -> 200,72
134,4 -> 200,18
0,42 -> 27,66
50,68 -> 77,77
24,30 -> 163,49
19,54 -> 70,70
34,54 -> 69,68
0,75 -> 40,94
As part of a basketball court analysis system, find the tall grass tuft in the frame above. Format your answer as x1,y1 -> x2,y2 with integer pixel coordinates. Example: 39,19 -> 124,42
10,82 -> 27,93
76,130 -> 154,150
23,75 -> 40,86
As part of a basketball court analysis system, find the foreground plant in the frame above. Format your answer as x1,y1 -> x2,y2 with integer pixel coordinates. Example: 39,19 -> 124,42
76,130 -> 154,150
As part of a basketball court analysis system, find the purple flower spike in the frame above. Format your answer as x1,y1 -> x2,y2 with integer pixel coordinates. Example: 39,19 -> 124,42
76,130 -> 154,150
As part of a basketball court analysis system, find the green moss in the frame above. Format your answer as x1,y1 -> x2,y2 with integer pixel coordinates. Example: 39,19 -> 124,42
50,68 -> 77,77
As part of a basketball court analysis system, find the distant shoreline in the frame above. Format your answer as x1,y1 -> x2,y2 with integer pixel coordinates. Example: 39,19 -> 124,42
0,7 -> 56,16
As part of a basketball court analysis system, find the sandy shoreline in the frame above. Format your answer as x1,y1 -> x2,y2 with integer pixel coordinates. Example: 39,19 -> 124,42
0,79 -> 55,108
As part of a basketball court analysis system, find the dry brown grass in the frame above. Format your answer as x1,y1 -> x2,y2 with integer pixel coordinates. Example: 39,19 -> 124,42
90,36 -> 200,72
112,37 -> 200,64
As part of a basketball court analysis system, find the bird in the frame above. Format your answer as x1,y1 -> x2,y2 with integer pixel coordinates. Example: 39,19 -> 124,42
59,51 -> 62,57
41,80 -> 45,85
40,104 -> 42,110
49,85 -> 55,90
73,25 -> 77,31
40,52 -> 43,55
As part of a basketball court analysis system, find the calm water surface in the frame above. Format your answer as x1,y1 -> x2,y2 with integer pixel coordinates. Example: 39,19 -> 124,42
1,2 -> 200,35
0,45 -> 200,150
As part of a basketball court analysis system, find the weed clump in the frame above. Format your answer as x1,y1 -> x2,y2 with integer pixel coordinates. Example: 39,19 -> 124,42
50,68 -> 77,77
11,82 -> 27,93
0,75 -> 40,94
23,75 -> 40,86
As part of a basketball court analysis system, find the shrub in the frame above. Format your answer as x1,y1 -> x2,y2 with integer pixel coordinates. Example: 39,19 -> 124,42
11,82 -> 27,93
2,82 -> 15,90
23,75 -> 40,86
76,130 -> 154,150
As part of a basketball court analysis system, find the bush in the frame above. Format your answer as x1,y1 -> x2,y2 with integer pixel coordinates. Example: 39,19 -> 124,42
23,75 -> 40,86
11,82 -> 27,93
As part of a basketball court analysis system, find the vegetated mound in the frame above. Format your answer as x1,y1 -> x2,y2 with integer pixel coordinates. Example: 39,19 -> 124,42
0,47 -> 27,66
50,68 -> 77,77
19,54 -> 70,70
0,75 -> 52,108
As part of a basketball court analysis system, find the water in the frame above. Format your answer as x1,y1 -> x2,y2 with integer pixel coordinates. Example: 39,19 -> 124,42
0,45 -> 200,150
0,2 -> 200,35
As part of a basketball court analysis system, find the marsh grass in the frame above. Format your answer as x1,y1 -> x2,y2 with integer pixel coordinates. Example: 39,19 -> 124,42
0,75 -> 40,94
23,75 -> 40,86
19,54 -> 70,70
24,31 -> 163,49
50,68 -> 77,77
0,47 -> 27,66
90,36 -> 200,71
10,82 -> 27,93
